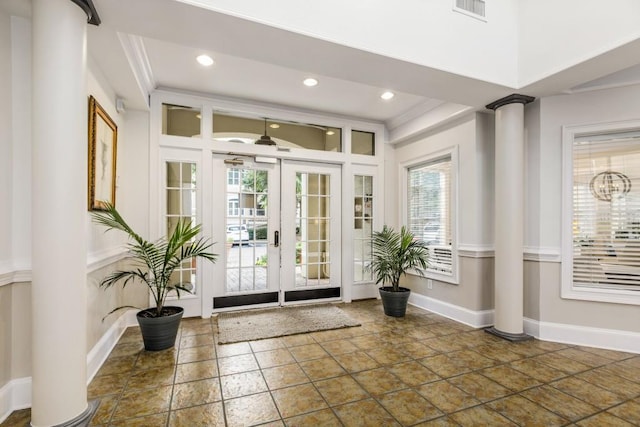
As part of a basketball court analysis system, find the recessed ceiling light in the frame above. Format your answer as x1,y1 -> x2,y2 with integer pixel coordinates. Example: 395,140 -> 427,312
303,78 -> 318,87
381,91 -> 395,100
326,130 -> 335,136
269,123 -> 280,129
196,54 -> 214,66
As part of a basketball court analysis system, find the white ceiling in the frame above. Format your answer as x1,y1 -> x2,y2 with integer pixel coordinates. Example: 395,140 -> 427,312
8,0 -> 640,128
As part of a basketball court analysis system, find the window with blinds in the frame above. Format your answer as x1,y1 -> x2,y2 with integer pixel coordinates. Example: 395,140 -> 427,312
408,157 -> 452,275
572,133 -> 640,291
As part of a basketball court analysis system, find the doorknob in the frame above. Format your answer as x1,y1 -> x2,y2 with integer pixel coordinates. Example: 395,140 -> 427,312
274,230 -> 279,247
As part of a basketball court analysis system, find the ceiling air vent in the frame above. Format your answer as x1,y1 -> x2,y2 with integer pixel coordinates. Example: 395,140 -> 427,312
454,0 -> 486,19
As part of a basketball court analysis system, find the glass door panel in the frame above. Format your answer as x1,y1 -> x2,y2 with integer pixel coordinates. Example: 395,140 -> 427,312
212,155 -> 280,310
281,161 -> 341,303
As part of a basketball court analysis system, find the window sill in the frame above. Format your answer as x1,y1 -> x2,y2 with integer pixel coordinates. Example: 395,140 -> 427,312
407,270 -> 459,285
562,285 -> 640,306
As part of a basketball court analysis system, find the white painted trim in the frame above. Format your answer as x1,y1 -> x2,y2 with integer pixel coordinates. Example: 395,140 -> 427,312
523,246 -> 561,263
409,292 -> 494,328
87,246 -> 128,273
0,378 -> 31,424
118,33 -> 155,106
86,310 -> 139,383
457,244 -> 494,258
524,317 -> 640,354
0,247 -> 127,287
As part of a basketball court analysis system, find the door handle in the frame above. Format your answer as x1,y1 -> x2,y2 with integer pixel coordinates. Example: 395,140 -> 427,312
274,230 -> 279,247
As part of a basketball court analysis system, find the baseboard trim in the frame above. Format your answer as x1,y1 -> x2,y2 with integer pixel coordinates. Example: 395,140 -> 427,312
408,292 -> 494,328
0,310 -> 138,424
0,377 -> 31,424
524,317 -> 640,354
87,310 -> 139,383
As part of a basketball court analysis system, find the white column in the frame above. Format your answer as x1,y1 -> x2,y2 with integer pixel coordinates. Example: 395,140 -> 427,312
486,94 -> 534,341
31,0 -> 93,425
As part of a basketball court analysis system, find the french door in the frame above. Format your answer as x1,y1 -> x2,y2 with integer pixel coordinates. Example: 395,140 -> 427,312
211,155 -> 341,310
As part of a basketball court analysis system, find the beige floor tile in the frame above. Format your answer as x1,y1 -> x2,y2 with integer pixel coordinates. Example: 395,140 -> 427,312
177,345 -> 215,364
334,351 -> 380,373
576,412 -> 636,427
353,367 -> 406,395
125,366 -> 175,391
532,353 -> 591,374
89,395 -> 118,425
366,347 -> 412,365
288,343 -> 329,362
108,412 -> 168,427
250,337 -> 285,352
577,368 -> 640,399
395,341 -> 439,359
87,373 -> 129,398
556,348 -> 613,367
174,359 -> 218,383
320,339 -> 359,355
171,378 -> 222,410
448,373 -> 511,403
95,355 -> 137,377
179,333 -> 214,349
600,362 -> 640,384
449,349 -> 497,370
215,341 -> 252,358
607,400 -> 640,424
416,380 -> 480,413
108,342 -> 144,359
168,402 -> 225,427
480,365 -> 542,391
423,336 -> 466,353
419,354 -> 471,378
349,334 -> 383,351
299,357 -> 346,381
412,416 -> 463,426
262,363 -> 310,390
378,389 -> 443,425
314,375 -> 369,406
551,377 -> 624,409
224,392 -> 280,427
450,406 -> 517,426
284,408 -> 342,427
577,346 -> 636,361
217,353 -> 259,376
387,360 -> 440,387
521,385 -> 600,422
488,395 -> 568,427
220,370 -> 268,399
509,358 -> 568,383
281,333 -> 316,347
474,343 -> 523,363
134,348 -> 178,371
271,383 -> 328,418
111,385 -> 172,421
255,348 -> 296,369
333,398 -> 400,427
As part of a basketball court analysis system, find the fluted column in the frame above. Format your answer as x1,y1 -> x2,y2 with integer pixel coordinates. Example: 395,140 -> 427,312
31,0 -> 99,425
485,94 -> 534,342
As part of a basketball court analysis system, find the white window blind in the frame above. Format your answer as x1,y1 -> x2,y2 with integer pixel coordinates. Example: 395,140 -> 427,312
408,157 -> 452,274
572,135 -> 640,291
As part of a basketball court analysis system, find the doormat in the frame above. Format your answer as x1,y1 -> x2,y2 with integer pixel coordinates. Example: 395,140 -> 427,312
216,304 -> 361,344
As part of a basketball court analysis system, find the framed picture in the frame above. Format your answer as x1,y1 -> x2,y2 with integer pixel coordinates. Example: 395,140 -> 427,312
88,95 -> 117,211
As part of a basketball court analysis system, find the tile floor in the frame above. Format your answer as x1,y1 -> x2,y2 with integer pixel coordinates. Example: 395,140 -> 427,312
3,300 -> 640,426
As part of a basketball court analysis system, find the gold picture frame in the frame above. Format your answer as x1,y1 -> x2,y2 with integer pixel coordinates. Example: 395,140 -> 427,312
88,95 -> 117,211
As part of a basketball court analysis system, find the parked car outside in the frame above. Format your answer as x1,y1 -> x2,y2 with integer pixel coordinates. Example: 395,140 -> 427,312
226,224 -> 250,245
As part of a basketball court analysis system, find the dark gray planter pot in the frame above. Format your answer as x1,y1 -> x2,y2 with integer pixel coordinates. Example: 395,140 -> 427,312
136,306 -> 184,351
379,286 -> 411,317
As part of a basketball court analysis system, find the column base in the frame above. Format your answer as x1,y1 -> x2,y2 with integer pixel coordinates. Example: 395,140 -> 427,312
485,327 -> 533,342
33,400 -> 100,427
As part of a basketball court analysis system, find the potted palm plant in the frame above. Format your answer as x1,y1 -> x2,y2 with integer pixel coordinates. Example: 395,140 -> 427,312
92,203 -> 217,351
370,225 -> 430,317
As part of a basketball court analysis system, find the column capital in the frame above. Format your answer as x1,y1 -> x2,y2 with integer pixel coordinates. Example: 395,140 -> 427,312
485,93 -> 535,111
70,0 -> 101,25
